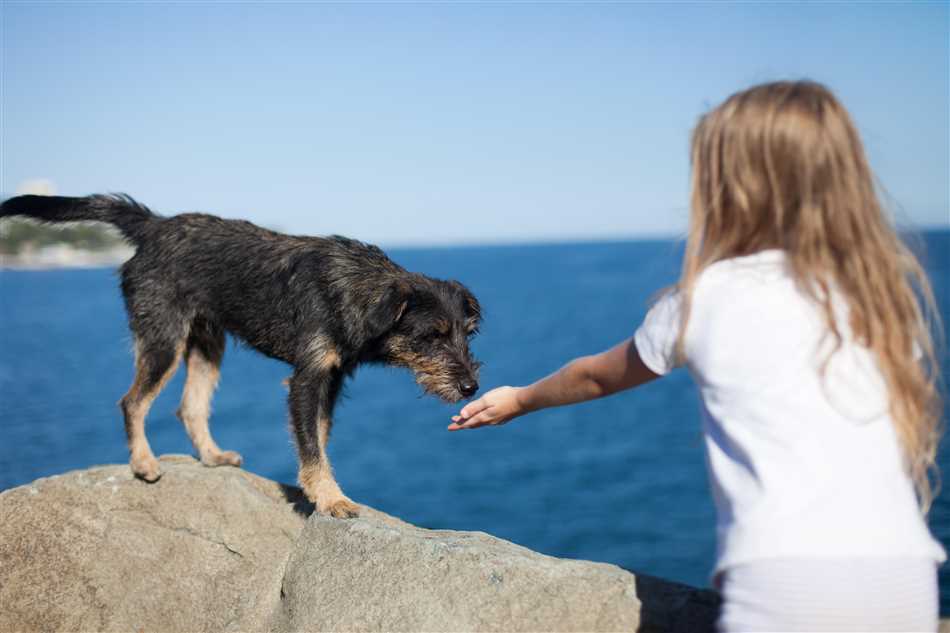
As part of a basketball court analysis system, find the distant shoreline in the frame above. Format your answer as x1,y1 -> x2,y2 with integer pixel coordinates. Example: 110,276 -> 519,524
0,245 -> 134,271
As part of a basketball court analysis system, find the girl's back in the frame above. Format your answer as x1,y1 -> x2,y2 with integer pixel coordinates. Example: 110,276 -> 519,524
636,248 -> 944,578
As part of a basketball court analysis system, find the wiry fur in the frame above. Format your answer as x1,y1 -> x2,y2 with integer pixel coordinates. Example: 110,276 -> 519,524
1,194 -> 482,517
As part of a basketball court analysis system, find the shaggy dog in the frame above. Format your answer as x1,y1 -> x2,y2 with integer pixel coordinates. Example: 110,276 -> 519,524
1,194 -> 482,517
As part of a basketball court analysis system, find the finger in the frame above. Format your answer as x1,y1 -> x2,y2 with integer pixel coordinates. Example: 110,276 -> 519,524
459,398 -> 489,420
454,410 -> 494,430
447,415 -> 483,431
448,414 -> 472,431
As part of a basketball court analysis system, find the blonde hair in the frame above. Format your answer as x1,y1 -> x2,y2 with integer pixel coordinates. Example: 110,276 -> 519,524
677,80 -> 943,511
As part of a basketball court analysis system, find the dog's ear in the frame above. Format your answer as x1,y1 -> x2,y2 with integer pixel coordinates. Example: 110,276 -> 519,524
366,281 -> 411,340
450,281 -> 481,332
462,288 -> 480,322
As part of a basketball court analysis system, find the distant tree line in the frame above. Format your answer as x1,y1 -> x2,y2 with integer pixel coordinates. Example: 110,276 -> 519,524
0,219 -> 126,255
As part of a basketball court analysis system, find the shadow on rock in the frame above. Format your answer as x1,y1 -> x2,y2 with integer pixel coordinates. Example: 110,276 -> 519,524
633,572 -> 721,633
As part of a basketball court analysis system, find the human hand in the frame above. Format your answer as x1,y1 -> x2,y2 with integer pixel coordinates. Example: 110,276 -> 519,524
448,386 -> 526,431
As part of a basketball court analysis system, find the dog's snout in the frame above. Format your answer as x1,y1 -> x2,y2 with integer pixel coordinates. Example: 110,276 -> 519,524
458,380 -> 478,398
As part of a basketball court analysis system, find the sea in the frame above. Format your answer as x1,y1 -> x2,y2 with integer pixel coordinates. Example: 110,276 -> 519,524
1,231 -> 948,613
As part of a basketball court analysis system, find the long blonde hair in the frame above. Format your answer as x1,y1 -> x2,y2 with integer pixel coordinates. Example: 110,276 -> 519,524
677,80 -> 943,511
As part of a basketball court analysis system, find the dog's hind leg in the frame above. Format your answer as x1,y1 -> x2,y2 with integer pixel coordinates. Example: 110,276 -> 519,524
177,319 -> 242,468
289,364 -> 358,518
120,334 -> 187,482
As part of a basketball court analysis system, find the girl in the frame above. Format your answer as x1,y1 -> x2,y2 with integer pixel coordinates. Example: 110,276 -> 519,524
449,81 -> 945,632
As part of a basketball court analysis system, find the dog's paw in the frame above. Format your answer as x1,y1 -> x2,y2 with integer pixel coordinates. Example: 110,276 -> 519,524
200,449 -> 244,468
131,456 -> 163,482
323,498 -> 360,519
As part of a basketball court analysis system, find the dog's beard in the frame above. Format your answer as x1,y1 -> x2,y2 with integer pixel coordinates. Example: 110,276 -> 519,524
385,344 -> 474,403
413,370 -> 466,403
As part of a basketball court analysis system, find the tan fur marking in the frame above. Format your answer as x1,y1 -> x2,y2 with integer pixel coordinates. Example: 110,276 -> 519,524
435,318 -> 449,335
320,348 -> 341,370
122,338 -> 187,480
177,349 -> 243,467
298,460 -> 357,516
179,351 -> 219,432
317,415 -> 331,449
298,417 -> 358,517
298,460 -> 330,493
302,334 -> 342,372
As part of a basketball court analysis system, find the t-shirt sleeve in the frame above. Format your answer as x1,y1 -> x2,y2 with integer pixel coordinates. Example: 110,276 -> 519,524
633,290 -> 684,376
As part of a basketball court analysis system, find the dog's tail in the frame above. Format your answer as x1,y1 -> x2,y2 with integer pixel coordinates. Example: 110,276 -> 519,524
0,194 -> 158,246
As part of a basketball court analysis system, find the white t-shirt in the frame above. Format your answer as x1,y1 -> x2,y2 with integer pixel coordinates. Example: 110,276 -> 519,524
633,249 -> 946,576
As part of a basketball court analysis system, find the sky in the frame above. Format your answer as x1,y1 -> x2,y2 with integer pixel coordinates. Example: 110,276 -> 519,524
2,2 -> 948,246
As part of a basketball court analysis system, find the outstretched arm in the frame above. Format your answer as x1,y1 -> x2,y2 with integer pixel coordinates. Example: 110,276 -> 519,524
448,337 -> 660,431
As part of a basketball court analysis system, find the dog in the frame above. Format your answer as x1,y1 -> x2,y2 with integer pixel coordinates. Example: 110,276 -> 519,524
1,194 -> 482,517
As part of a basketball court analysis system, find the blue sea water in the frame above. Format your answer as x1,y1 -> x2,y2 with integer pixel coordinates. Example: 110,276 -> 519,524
1,232 -> 948,612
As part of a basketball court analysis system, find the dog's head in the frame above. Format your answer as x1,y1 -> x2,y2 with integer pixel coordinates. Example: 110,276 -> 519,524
368,276 -> 482,403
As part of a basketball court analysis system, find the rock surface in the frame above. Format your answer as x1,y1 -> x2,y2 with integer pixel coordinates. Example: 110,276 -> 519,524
0,455 -> 302,632
0,455 -> 720,632
278,513 -> 719,633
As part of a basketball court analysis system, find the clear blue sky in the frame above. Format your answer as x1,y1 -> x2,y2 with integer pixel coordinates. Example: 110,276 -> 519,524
2,2 -> 947,246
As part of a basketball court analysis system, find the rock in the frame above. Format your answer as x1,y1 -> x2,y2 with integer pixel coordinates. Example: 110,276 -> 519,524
0,455 -> 721,632
277,511 -> 719,633
0,455 -> 305,633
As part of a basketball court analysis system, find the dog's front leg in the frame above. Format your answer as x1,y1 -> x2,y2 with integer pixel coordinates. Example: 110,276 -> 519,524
288,368 -> 359,518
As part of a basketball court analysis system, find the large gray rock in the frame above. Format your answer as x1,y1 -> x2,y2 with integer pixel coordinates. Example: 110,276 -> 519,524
278,511 -> 720,633
0,455 -> 720,632
0,455 -> 304,632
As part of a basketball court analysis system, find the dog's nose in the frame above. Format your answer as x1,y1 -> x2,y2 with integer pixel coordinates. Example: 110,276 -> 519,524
458,380 -> 478,398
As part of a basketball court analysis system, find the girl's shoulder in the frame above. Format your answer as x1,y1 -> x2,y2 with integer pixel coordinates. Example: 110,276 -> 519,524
698,249 -> 789,288
688,249 -> 817,338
